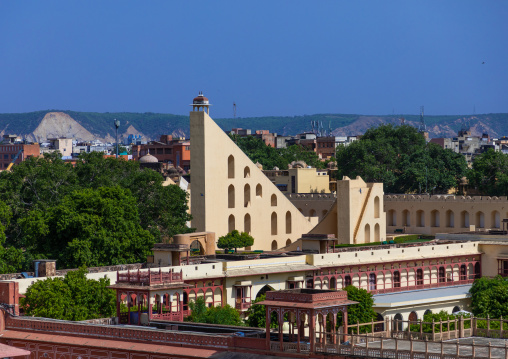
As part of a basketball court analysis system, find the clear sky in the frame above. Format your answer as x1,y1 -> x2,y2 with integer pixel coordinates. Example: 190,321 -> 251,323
1,1 -> 507,118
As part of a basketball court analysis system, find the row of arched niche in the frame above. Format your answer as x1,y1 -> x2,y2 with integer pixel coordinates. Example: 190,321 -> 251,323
387,209 -> 505,229
227,155 -> 252,179
228,183 -> 276,208
227,212 -> 293,236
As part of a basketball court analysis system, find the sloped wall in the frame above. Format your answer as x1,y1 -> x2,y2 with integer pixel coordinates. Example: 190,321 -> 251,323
190,110 -> 314,250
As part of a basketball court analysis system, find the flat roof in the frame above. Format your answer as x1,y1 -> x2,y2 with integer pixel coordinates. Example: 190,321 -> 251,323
373,284 -> 472,308
0,330 -> 218,358
225,263 -> 317,277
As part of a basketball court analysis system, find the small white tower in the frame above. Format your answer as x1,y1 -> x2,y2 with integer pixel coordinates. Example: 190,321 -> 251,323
190,92 -> 211,114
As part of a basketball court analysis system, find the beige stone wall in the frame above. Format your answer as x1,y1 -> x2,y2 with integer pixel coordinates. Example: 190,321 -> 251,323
285,193 -> 335,221
274,168 -> 330,194
190,110 -> 314,251
309,176 -> 386,244
377,297 -> 471,327
384,194 -> 508,235
308,241 -> 480,267
475,242 -> 508,277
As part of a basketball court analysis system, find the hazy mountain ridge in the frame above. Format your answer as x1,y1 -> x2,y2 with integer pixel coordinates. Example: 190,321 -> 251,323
0,110 -> 506,142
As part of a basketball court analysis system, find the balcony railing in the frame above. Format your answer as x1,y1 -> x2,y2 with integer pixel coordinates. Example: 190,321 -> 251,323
117,268 -> 183,285
235,298 -> 251,311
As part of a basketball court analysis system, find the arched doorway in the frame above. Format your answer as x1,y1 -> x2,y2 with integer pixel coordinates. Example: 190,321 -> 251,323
416,269 -> 423,285
409,311 -> 418,323
394,313 -> 403,331
228,155 -> 234,179
364,224 -> 371,243
369,273 -> 377,290
271,240 -> 278,250
438,267 -> 445,283
330,277 -> 336,290
256,285 -> 274,299
474,262 -> 481,278
387,209 -> 396,226
402,209 -> 410,226
375,313 -> 384,332
190,240 -> 204,255
393,271 -> 401,288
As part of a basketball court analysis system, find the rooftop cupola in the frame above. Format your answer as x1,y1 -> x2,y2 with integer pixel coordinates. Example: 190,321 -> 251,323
190,91 -> 211,114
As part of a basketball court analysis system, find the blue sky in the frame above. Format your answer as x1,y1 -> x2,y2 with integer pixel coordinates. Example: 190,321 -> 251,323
1,1 -> 507,118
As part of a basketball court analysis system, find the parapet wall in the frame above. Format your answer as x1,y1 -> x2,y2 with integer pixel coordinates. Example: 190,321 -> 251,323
286,193 -> 337,201
385,194 -> 508,202
307,241 -> 480,267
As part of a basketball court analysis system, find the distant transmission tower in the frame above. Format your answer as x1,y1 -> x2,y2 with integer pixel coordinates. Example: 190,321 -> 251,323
233,102 -> 237,119
418,106 -> 426,133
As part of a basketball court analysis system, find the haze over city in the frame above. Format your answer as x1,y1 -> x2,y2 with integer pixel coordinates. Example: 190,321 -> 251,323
1,1 -> 507,118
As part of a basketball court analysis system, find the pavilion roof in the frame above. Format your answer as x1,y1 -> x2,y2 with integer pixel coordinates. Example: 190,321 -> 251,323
257,289 -> 357,309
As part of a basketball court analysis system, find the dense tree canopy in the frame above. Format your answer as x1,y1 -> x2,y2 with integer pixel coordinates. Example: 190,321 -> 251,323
335,125 -> 468,194
21,267 -> 116,321
467,149 -> 508,196
20,186 -> 155,268
186,297 -> 243,326
217,230 -> 254,252
469,276 -> 508,318
0,152 -> 192,272
232,135 -> 325,170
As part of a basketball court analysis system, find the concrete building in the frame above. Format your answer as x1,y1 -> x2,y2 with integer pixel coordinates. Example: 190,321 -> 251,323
40,138 -> 73,158
230,129 -> 277,148
132,135 -> 191,171
272,167 -> 330,194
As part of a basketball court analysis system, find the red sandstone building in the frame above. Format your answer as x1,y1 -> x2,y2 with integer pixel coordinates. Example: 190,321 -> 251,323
230,128 -> 277,148
0,142 -> 40,170
132,135 -> 190,171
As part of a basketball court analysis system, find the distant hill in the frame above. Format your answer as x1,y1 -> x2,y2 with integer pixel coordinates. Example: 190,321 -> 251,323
0,110 -> 506,142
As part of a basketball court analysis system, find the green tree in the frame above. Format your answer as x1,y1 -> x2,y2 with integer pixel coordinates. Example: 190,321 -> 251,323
409,310 -> 470,333
245,294 -> 269,328
243,294 -> 288,328
231,135 -> 324,170
74,152 -> 193,240
21,267 -> 115,321
339,285 -> 377,333
470,276 -> 508,318
335,124 -> 467,194
0,152 -> 193,271
217,230 -> 254,253
467,149 -> 508,196
19,186 -> 155,268
186,297 -> 243,326
0,201 -> 23,274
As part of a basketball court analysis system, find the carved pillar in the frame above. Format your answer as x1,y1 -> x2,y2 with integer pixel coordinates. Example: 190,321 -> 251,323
116,292 -> 121,323
279,310 -> 283,352
265,306 -> 271,350
297,311 -> 301,353
310,310 -> 316,353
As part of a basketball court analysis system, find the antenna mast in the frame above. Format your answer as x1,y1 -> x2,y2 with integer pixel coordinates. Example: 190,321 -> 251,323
233,102 -> 236,119
418,106 -> 426,133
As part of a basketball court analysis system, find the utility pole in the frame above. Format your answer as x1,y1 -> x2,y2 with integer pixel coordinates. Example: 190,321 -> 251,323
114,119 -> 120,159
